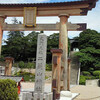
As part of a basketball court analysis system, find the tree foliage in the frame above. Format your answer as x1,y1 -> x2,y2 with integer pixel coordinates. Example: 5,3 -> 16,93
2,18 -> 70,63
47,33 -> 59,62
75,29 -> 100,71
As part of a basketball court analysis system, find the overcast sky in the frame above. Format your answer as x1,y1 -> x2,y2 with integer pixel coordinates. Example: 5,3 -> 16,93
0,0 -> 100,42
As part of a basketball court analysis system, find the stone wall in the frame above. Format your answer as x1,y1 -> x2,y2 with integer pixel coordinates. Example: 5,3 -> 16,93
70,51 -> 79,85
86,79 -> 100,87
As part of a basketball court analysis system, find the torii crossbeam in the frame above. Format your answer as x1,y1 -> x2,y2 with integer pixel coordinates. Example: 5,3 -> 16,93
3,22 -> 86,31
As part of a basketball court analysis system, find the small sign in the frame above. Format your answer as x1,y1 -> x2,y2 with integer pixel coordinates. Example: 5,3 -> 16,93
24,7 -> 37,27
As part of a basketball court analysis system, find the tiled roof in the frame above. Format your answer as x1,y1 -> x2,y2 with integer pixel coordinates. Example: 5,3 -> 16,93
0,0 -> 98,9
0,75 -> 23,82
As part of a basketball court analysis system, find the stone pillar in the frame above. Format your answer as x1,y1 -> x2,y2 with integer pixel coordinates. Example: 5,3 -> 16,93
34,34 -> 47,97
59,14 -> 69,90
5,57 -> 14,76
0,16 -> 6,57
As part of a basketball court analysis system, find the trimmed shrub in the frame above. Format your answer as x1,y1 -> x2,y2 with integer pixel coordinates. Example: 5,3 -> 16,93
93,71 -> 100,76
89,68 -> 94,72
79,75 -> 96,85
15,71 -> 35,82
82,71 -> 91,76
46,64 -> 52,71
19,61 -> 25,69
79,75 -> 86,85
0,79 -> 18,100
26,62 -> 35,69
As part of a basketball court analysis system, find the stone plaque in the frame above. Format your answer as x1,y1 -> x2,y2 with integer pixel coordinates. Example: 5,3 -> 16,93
24,7 -> 37,27
34,34 -> 47,94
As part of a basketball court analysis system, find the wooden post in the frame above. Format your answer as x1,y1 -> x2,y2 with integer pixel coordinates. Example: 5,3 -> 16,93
59,14 -> 69,90
0,16 -> 5,57
51,49 -> 63,99
60,67 -> 64,91
53,89 -> 56,100
67,58 -> 71,91
5,57 -> 14,76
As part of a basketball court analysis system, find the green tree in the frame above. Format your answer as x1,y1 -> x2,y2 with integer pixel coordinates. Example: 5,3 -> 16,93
26,31 -> 40,59
2,18 -> 25,61
47,33 -> 70,62
47,33 -> 59,62
2,31 -> 25,61
2,18 -> 70,62
76,29 -> 100,71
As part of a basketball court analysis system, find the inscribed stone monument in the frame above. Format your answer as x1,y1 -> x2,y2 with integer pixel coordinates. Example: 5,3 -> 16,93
34,33 -> 47,94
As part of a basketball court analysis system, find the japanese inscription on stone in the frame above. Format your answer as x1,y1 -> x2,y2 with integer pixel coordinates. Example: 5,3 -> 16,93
34,34 -> 47,94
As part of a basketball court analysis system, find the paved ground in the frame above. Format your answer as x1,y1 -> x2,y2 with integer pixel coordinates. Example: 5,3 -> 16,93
21,82 -> 51,92
21,82 -> 75,92
21,83 -> 100,100
71,85 -> 100,100
20,82 -> 78,100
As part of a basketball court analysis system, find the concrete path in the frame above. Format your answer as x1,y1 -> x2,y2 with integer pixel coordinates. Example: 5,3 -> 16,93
20,83 -> 100,100
21,82 -> 51,92
71,85 -> 100,100
20,82 -> 77,100
21,82 -> 75,92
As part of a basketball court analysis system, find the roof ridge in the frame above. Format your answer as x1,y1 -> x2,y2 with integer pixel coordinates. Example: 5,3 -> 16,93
0,0 -> 96,5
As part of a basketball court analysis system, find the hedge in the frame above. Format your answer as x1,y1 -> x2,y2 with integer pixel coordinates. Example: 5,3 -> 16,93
15,71 -> 35,82
82,71 -> 91,76
93,70 -> 100,76
18,61 -> 25,69
79,75 -> 96,85
79,75 -> 86,85
46,64 -> 52,71
0,79 -> 19,100
26,62 -> 35,69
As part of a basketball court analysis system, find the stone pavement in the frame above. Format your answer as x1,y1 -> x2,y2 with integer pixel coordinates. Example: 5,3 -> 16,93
20,83 -> 100,100
21,82 -> 51,92
71,85 -> 100,100
20,82 -> 77,100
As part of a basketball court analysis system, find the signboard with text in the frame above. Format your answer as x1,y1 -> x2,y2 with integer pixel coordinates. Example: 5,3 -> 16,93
24,7 -> 37,27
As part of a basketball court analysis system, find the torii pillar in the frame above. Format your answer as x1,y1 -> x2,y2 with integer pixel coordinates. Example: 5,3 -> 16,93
59,14 -> 69,90
0,16 -> 6,57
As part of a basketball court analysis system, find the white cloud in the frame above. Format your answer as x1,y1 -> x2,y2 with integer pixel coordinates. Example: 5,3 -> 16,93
24,0 -> 50,3
0,0 -> 21,3
37,17 -> 59,24
0,0 -> 50,3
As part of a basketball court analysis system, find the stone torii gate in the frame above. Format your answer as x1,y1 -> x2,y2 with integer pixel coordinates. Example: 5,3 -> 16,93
0,0 -> 98,91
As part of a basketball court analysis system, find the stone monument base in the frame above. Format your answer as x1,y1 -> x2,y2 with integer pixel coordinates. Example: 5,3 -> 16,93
60,91 -> 79,100
22,92 -> 53,100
